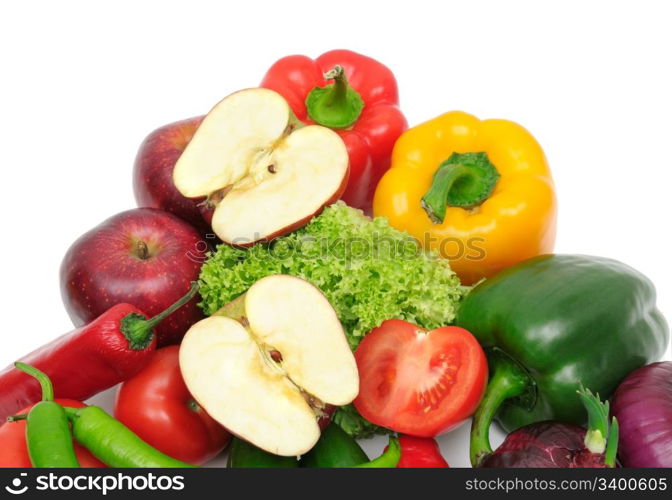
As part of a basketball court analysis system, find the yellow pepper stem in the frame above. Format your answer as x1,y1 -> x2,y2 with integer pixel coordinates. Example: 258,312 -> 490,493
421,152 -> 500,224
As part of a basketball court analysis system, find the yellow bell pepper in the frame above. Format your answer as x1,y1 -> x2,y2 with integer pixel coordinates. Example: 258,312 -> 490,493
373,111 -> 557,285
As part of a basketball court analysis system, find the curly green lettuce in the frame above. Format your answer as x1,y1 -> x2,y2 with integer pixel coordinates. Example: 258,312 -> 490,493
198,202 -> 466,437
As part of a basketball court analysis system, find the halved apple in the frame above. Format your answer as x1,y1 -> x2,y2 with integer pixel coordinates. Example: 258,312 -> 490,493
179,275 -> 358,456
172,88 -> 349,245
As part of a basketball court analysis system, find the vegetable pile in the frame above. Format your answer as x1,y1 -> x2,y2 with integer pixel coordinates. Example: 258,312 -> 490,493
199,202 -> 466,438
199,202 -> 465,349
0,47 -> 670,470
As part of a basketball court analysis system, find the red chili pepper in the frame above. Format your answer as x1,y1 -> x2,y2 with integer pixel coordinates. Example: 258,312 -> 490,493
395,435 -> 450,468
261,49 -> 407,214
0,283 -> 199,421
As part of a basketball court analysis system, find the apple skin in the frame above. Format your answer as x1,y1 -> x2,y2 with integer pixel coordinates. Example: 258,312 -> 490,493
133,117 -> 212,236
318,404 -> 337,431
60,208 -> 208,346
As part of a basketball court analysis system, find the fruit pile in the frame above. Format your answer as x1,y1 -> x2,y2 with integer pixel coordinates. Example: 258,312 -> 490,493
0,50 -> 670,469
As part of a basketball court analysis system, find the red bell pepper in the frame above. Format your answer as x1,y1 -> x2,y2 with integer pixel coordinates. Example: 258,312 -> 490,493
261,49 -> 407,214
0,283 -> 199,421
395,435 -> 450,468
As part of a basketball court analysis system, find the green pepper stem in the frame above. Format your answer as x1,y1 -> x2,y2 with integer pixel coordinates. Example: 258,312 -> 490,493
421,152 -> 500,224
7,413 -> 28,422
470,351 -> 532,467
14,362 -> 54,402
305,65 -> 364,129
353,437 -> 401,468
120,281 -> 200,350
324,66 -> 347,105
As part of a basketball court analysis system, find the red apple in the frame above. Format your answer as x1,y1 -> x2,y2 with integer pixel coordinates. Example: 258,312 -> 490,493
133,117 -> 212,235
60,208 -> 207,346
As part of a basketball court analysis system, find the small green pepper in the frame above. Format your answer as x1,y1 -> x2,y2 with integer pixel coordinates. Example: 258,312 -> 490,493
227,438 -> 299,468
301,423 -> 369,467
14,362 -> 79,468
353,437 -> 401,468
64,405 -> 195,468
302,423 -> 401,468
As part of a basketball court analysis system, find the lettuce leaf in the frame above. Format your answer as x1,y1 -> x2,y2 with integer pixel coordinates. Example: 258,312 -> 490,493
198,202 -> 466,437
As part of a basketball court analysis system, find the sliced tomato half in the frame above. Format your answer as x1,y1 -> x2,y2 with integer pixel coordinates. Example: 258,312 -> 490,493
354,319 -> 488,437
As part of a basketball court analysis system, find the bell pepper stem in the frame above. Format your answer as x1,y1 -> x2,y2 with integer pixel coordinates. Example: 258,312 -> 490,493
120,281 -> 200,350
352,437 -> 401,468
14,362 -> 54,402
470,351 -> 532,467
324,66 -> 348,104
421,152 -> 500,224
305,65 -> 364,129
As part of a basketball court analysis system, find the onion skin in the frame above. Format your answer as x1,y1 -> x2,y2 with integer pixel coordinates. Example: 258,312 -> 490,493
480,422 -> 608,468
611,361 -> 672,468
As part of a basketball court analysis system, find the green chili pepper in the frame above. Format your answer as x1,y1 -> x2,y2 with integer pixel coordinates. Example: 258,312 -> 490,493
14,362 -> 79,468
353,437 -> 401,468
301,423 -> 401,468
227,438 -> 299,468
64,405 -> 195,468
301,423 -> 369,467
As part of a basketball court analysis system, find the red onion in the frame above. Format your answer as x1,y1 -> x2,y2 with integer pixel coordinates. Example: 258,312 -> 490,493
611,361 -> 672,467
480,387 -> 618,468
481,422 -> 610,468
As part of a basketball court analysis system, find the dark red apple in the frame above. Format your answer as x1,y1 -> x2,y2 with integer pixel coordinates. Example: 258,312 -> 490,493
60,208 -> 208,346
133,117 -> 211,235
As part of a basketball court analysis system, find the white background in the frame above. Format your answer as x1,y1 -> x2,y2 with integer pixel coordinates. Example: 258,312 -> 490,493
1,1 -> 670,467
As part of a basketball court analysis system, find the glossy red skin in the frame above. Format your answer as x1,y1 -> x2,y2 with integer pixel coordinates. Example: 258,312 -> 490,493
354,320 -> 488,437
261,49 -> 408,215
0,399 -> 105,468
394,436 -> 449,468
114,346 -> 230,464
611,361 -> 672,467
60,208 -> 207,346
0,303 -> 156,421
133,117 -> 211,235
481,422 -> 609,468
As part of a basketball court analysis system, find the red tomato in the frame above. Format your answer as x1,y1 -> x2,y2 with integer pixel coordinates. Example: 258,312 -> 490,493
354,320 -> 488,437
114,346 -> 230,465
395,435 -> 449,468
0,399 -> 105,468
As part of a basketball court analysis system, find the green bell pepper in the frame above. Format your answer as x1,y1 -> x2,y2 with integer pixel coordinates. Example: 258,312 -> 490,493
456,254 -> 669,466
